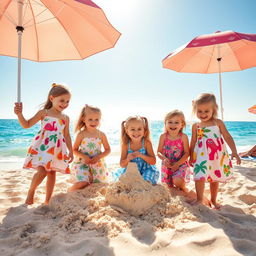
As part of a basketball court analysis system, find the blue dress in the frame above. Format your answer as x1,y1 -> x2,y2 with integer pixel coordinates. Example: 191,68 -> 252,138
112,139 -> 159,184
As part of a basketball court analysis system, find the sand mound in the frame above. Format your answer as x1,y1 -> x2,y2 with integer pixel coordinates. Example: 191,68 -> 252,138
106,163 -> 169,216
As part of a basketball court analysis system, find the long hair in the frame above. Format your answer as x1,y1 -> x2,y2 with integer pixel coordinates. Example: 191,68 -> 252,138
192,93 -> 218,119
164,109 -> 186,133
121,116 -> 150,145
43,83 -> 71,109
75,104 -> 101,133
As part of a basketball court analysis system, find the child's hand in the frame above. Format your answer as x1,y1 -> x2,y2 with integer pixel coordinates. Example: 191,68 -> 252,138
90,155 -> 100,164
132,151 -> 141,158
232,153 -> 241,165
127,153 -> 136,161
14,102 -> 23,115
68,152 -> 74,163
82,155 -> 91,164
163,158 -> 172,168
170,163 -> 179,172
189,158 -> 194,167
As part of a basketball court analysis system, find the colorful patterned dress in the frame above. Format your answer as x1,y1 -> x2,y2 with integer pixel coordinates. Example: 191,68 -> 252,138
161,133 -> 191,187
193,125 -> 233,182
112,139 -> 159,184
23,116 -> 70,174
71,137 -> 108,183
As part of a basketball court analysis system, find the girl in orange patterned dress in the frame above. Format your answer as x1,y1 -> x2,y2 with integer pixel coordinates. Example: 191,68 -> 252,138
14,83 -> 73,205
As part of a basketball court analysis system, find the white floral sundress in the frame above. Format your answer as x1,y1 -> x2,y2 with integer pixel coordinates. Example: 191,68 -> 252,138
71,137 -> 108,183
193,125 -> 233,182
23,116 -> 70,174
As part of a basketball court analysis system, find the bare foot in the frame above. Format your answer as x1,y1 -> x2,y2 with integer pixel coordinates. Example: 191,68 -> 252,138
25,190 -> 34,205
210,201 -> 221,209
189,198 -> 211,207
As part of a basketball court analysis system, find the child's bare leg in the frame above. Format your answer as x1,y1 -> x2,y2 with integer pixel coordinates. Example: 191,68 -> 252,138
210,182 -> 220,209
25,167 -> 47,205
193,180 -> 205,204
68,181 -> 90,192
45,171 -> 56,204
173,177 -> 188,192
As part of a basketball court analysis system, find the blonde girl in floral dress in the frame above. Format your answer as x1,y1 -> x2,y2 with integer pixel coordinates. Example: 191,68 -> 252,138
189,93 -> 241,208
14,83 -> 73,205
68,105 -> 111,192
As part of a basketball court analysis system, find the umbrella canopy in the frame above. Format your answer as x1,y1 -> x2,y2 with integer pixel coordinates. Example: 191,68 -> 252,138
0,0 -> 121,101
162,30 -> 256,119
248,105 -> 256,114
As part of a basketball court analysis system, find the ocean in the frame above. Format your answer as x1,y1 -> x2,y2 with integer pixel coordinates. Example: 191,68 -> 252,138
0,119 -> 255,163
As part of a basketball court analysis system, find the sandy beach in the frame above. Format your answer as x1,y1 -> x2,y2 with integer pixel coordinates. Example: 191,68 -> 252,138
0,158 -> 256,256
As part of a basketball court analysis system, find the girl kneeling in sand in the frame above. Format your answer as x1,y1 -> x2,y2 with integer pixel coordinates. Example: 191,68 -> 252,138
112,116 -> 159,185
157,110 -> 190,192
189,93 -> 241,208
14,83 -> 73,205
68,105 -> 111,192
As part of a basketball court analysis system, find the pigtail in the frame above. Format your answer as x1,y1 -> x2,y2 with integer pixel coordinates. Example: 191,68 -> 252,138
142,117 -> 150,141
121,121 -> 129,145
75,106 -> 86,133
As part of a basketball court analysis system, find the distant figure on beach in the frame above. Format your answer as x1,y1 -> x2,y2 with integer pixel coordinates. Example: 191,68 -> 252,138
239,145 -> 256,158
112,116 -> 159,184
14,83 -> 73,205
157,110 -> 190,192
68,104 -> 111,192
189,93 -> 241,209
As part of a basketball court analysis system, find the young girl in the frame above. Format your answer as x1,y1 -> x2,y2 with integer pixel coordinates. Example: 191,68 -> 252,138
113,116 -> 159,185
190,93 -> 241,208
14,83 -> 73,205
68,105 -> 111,192
157,110 -> 190,192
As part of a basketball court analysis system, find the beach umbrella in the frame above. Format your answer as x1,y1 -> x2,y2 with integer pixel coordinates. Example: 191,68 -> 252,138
248,105 -> 256,114
0,0 -> 121,102
162,30 -> 256,120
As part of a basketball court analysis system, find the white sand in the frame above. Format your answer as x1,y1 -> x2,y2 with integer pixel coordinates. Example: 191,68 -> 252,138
0,159 -> 256,255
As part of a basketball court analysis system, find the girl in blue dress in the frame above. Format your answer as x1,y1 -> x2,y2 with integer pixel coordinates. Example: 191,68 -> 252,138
113,116 -> 159,184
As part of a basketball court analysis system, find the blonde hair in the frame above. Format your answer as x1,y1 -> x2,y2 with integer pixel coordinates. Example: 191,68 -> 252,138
121,116 -> 150,145
192,93 -> 218,119
43,83 -> 71,109
164,110 -> 186,133
75,104 -> 101,132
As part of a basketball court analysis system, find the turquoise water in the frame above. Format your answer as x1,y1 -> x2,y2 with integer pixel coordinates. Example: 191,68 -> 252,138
0,119 -> 255,161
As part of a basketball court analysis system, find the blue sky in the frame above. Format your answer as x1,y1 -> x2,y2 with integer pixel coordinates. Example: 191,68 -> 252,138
0,0 -> 255,124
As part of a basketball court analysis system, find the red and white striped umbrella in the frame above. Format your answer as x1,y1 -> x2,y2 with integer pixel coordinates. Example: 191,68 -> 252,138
163,30 -> 256,120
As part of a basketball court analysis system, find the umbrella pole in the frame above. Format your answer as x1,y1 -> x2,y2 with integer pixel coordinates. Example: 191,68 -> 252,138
217,45 -> 224,120
16,0 -> 24,103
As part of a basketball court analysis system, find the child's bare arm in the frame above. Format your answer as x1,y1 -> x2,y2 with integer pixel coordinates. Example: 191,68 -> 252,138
14,103 -> 44,128
174,134 -> 190,166
63,116 -> 73,162
157,134 -> 167,160
217,119 -> 241,165
73,132 -> 90,164
189,123 -> 197,166
120,144 -> 132,168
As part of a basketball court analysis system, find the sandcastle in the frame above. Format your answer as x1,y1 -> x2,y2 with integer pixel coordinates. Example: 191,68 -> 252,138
106,162 -> 169,216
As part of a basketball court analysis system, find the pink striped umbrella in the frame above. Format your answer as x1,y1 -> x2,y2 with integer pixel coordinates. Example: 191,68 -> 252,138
248,105 -> 256,114
162,30 -> 256,120
0,0 -> 121,102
